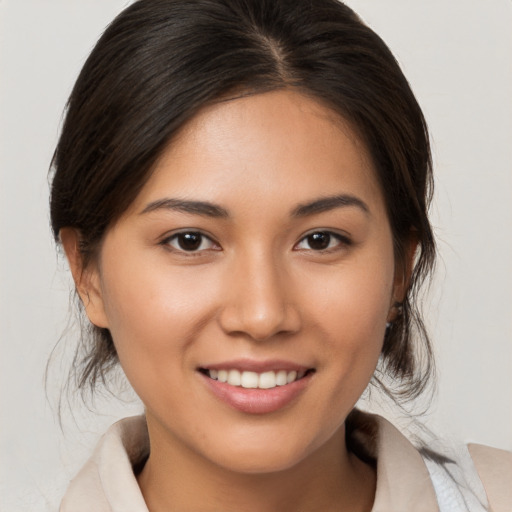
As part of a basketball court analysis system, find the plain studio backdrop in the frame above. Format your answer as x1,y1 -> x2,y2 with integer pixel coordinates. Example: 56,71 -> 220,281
1,1 -> 511,510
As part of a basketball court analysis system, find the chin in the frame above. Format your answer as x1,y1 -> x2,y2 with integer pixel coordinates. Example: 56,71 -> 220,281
210,446 -> 309,475
198,424 -> 337,476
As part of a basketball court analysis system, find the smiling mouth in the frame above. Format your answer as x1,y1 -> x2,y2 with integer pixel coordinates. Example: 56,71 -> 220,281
199,368 -> 315,390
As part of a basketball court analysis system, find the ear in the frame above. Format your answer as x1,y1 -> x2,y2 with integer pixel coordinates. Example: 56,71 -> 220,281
60,227 -> 109,329
388,234 -> 418,322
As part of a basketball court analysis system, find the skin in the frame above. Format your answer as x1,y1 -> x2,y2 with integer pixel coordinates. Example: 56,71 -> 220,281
63,90 -> 409,512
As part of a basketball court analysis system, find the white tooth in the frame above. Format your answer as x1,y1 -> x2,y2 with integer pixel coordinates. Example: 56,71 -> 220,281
297,370 -> 305,379
209,369 -> 218,379
227,369 -> 241,386
287,370 -> 298,384
276,370 -> 288,386
218,370 -> 228,383
258,371 -> 277,389
241,371 -> 259,388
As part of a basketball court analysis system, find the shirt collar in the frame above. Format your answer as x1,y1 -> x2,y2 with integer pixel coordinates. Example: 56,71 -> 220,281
61,410 -> 439,512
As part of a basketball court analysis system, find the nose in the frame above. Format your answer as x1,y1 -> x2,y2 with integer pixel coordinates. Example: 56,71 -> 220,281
218,252 -> 301,341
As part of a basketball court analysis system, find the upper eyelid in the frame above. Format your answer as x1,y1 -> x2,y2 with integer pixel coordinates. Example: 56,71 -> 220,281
160,228 -> 217,243
293,230 -> 352,250
160,230 -> 221,254
158,228 -> 351,249
297,229 -> 352,242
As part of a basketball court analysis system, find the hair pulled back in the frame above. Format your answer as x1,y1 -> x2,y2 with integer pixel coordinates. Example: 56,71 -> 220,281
50,0 -> 435,403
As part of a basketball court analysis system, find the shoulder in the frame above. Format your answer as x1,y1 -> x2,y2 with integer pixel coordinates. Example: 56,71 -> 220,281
60,416 -> 149,512
468,443 -> 512,512
348,409 -> 511,512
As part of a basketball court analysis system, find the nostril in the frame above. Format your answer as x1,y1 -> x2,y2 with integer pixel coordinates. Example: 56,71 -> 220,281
218,304 -> 302,342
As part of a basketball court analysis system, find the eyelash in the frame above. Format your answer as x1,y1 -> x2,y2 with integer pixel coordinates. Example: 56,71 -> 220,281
160,230 -> 351,255
160,231 -> 220,254
294,231 -> 352,252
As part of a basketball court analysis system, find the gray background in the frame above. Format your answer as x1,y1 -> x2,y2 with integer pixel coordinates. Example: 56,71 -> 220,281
1,0 -> 511,510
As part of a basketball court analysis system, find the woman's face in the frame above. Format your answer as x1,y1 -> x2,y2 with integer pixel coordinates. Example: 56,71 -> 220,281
81,90 -> 401,473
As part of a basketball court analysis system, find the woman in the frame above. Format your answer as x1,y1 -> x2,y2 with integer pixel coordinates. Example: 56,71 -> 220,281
49,0 -> 511,510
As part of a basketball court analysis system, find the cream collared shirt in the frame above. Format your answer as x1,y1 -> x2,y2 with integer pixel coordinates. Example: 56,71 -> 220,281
60,411 -> 511,512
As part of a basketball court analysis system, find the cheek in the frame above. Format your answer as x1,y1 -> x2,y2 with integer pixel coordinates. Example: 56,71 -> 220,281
304,254 -> 394,338
301,247 -> 394,385
98,253 -> 220,374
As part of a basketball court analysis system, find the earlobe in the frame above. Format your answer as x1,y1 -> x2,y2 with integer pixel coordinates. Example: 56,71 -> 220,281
60,228 -> 109,329
388,236 -> 418,321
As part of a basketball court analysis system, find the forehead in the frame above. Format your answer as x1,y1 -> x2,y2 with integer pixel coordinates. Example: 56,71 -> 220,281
129,89 -> 384,216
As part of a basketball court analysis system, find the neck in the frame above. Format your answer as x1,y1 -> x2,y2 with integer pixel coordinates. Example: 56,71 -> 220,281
137,417 -> 375,512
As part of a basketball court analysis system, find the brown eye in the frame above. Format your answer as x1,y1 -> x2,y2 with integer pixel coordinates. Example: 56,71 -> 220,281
165,232 -> 216,252
177,232 -> 202,251
306,232 -> 331,250
295,231 -> 350,251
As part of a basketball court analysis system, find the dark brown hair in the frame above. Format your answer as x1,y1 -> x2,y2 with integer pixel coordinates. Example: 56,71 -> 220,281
50,0 -> 435,403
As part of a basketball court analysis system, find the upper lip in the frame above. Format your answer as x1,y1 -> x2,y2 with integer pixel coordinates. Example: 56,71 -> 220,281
198,359 -> 313,373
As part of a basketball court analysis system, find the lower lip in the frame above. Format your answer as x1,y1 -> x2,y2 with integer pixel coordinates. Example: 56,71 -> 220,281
200,372 -> 312,414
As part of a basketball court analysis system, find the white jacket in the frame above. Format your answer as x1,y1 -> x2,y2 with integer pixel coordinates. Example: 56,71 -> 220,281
60,411 -> 512,512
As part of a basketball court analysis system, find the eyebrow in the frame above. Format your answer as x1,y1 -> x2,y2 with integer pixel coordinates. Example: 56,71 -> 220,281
291,194 -> 369,217
140,198 -> 229,218
140,193 -> 369,219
